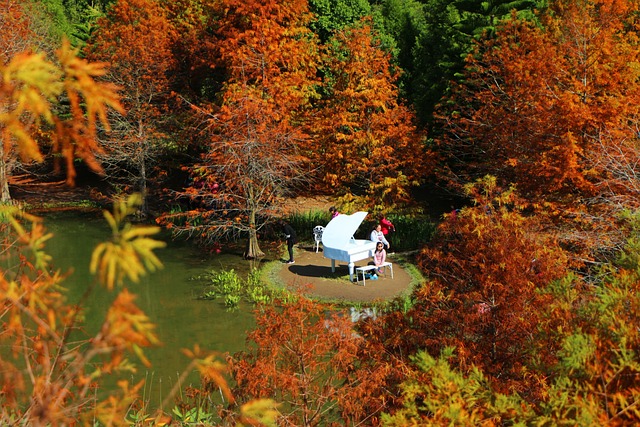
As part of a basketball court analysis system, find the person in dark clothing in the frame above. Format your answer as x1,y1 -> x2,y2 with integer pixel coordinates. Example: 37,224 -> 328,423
282,221 -> 297,264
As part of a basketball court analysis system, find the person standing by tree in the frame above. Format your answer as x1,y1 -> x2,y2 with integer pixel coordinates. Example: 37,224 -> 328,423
282,221 -> 297,264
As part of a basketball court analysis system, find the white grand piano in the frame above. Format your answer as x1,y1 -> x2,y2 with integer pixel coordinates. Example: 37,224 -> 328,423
322,211 -> 377,281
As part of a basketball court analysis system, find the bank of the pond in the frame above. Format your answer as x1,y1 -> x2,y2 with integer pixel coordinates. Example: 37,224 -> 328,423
264,242 -> 421,304
11,180 -> 421,305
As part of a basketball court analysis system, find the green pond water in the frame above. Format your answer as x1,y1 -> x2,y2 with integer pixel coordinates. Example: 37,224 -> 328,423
39,212 -> 264,407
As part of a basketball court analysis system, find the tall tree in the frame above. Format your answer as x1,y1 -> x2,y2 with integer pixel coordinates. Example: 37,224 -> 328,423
454,0 -> 544,38
0,1 -> 37,64
0,1 -> 37,202
169,0 -> 319,258
84,0 -> 178,215
399,0 -> 469,128
162,0 -> 221,101
312,20 -> 427,208
376,0 -> 544,128
436,0 -> 640,257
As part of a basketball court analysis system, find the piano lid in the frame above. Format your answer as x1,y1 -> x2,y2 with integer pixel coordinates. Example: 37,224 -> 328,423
321,211 -> 369,248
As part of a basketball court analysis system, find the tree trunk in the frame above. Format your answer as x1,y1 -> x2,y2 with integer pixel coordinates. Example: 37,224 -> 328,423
0,144 -> 12,203
244,208 -> 264,259
139,151 -> 148,217
245,229 -> 264,259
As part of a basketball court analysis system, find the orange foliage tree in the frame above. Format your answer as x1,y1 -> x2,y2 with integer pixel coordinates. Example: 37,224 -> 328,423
84,0 -> 179,215
226,296 -> 410,426
383,215 -> 640,425
312,20 -> 428,208
0,0 -> 36,64
167,0 -> 320,258
436,0 -> 640,256
0,1 -> 122,203
532,261 -> 640,424
0,0 -> 36,202
163,0 -> 220,99
363,177 -> 570,402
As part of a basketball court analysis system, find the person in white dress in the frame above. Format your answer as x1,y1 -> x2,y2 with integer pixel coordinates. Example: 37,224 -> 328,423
370,224 -> 390,250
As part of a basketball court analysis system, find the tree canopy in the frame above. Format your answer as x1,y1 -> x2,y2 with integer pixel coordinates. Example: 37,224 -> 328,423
436,0 -> 640,257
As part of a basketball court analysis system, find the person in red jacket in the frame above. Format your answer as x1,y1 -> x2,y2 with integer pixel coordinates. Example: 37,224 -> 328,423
379,215 -> 395,236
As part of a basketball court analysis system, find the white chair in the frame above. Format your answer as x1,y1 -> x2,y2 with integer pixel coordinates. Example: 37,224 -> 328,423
312,225 -> 324,253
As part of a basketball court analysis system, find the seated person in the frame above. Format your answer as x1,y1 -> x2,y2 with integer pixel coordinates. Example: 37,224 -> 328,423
373,242 -> 387,274
370,224 -> 390,250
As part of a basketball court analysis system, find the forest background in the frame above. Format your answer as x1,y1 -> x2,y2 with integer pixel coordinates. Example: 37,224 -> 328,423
2,0 -> 640,425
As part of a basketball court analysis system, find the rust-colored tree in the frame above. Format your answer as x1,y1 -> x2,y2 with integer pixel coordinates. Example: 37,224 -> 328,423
533,264 -> 640,424
0,0 -> 36,65
436,0 -> 640,257
312,20 -> 428,209
0,1 -> 111,202
84,0 -> 179,215
382,214 -> 640,425
0,0 -> 36,202
365,177 -> 571,402
226,296 -> 410,426
164,0 -> 320,258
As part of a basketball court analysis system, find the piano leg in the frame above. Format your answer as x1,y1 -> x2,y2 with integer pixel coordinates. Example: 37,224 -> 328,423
348,262 -> 355,281
331,259 -> 336,272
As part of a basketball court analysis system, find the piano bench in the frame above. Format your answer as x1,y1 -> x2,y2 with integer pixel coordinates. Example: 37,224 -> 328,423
355,262 -> 393,286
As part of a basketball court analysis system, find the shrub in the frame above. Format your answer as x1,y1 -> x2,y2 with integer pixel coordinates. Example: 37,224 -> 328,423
363,214 -> 436,252
286,209 -> 330,242
199,268 -> 277,307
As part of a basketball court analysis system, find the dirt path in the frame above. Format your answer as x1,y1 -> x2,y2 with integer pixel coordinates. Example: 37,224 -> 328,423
276,243 -> 415,303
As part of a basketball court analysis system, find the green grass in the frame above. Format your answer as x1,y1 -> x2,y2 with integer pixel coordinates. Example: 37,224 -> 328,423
19,199 -> 101,212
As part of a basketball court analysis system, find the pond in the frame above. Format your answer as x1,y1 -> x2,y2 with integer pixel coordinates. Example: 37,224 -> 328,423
40,211 -> 265,408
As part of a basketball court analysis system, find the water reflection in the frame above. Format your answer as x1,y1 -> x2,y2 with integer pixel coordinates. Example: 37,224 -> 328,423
40,212 -> 258,407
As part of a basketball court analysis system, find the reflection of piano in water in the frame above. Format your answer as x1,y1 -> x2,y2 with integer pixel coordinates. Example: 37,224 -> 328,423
322,211 -> 377,281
